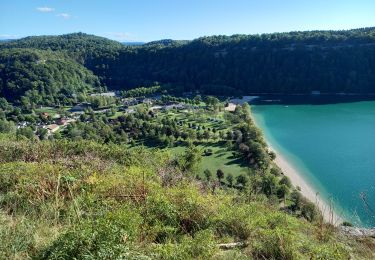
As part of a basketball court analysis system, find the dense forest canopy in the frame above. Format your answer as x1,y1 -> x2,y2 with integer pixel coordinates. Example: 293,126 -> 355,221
0,48 -> 101,104
1,27 -> 375,103
1,32 -> 123,59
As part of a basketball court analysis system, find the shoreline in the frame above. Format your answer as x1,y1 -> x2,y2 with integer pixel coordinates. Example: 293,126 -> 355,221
269,145 -> 343,225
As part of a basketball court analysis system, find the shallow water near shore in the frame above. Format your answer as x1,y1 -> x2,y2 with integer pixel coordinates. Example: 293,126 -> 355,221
251,97 -> 375,227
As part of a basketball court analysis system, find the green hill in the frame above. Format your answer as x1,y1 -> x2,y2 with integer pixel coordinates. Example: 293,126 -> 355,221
0,48 -> 101,104
103,27 -> 375,94
3,28 -> 375,97
1,28 -> 375,104
0,32 -> 123,60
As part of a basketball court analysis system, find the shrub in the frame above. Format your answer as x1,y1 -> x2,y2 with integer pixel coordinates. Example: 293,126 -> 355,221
215,202 -> 259,240
252,228 -> 300,259
0,213 -> 36,259
250,213 -> 302,260
204,148 -> 213,156
38,207 -> 143,259
309,243 -> 350,260
301,201 -> 319,222
280,175 -> 292,188
153,230 -> 217,259
341,221 -> 353,227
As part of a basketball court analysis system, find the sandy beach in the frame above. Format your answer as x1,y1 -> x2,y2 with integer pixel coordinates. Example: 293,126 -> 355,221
269,145 -> 343,225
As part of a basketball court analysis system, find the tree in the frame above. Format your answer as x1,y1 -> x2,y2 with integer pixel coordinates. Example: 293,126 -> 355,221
0,120 -> 16,134
16,127 -> 35,140
270,167 -> 282,176
0,98 -> 10,110
277,184 -> 289,199
0,110 -> 5,120
261,173 -> 278,196
166,135 -> 175,147
204,149 -> 213,156
216,169 -> 224,182
54,132 -> 62,139
280,176 -> 292,188
301,201 -> 319,222
180,143 -> 202,173
236,174 -> 248,187
204,169 -> 212,181
36,127 -> 49,140
234,130 -> 243,143
193,95 -> 202,105
290,190 -> 303,211
205,96 -> 220,111
268,151 -> 276,160
203,130 -> 211,141
226,173 -> 234,187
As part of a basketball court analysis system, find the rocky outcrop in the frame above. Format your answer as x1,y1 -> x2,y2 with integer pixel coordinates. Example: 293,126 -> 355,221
339,226 -> 375,238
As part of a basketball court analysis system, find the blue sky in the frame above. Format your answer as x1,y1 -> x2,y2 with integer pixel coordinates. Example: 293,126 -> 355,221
1,0 -> 375,42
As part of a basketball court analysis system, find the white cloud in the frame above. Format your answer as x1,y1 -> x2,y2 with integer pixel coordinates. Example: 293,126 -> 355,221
36,7 -> 55,12
105,32 -> 133,41
57,13 -> 71,19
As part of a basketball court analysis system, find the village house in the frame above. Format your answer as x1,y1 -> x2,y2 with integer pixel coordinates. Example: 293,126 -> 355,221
123,98 -> 138,107
90,91 -> 117,97
142,98 -> 153,105
224,103 -> 237,112
46,124 -> 60,133
16,121 -> 28,129
125,108 -> 135,114
56,118 -> 76,126
56,118 -> 68,126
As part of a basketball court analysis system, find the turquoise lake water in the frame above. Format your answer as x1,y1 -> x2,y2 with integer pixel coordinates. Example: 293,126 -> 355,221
252,99 -> 375,227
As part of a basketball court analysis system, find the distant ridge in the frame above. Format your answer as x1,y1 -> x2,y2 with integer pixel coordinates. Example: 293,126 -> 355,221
0,32 -> 124,53
144,39 -> 190,47
0,39 -> 15,42
1,27 -> 375,101
122,42 -> 145,46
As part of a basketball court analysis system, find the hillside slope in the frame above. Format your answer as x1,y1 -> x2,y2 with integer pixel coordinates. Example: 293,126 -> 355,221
1,28 -> 375,104
0,137 -> 373,259
2,28 -> 375,96
106,28 -> 375,93
0,48 -> 101,104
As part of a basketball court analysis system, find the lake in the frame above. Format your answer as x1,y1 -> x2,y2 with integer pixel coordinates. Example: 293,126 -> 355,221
251,96 -> 375,227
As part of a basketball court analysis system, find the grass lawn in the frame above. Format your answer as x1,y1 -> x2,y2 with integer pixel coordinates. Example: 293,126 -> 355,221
165,142 -> 250,178
109,111 -> 124,119
159,110 -> 231,131
128,109 -> 247,179
34,106 -> 72,116
34,107 -> 59,115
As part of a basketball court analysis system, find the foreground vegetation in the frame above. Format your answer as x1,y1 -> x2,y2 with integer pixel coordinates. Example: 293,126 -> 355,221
1,137 -> 374,259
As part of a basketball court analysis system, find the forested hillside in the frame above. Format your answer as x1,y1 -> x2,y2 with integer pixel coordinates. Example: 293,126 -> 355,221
1,28 -> 375,103
102,27 -> 375,94
1,32 -> 123,61
0,48 -> 101,104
